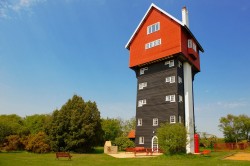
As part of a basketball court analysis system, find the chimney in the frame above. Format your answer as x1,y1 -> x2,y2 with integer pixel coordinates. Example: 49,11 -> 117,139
182,7 -> 189,28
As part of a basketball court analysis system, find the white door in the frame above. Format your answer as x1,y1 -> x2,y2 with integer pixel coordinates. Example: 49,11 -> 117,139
151,136 -> 158,152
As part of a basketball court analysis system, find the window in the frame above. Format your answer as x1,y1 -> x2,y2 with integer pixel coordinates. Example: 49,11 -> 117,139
139,136 -> 144,144
140,67 -> 148,75
178,76 -> 182,84
165,60 -> 174,67
179,95 -> 183,102
153,118 -> 158,126
147,22 -> 160,34
178,61 -> 182,68
145,39 -> 161,49
179,116 -> 182,123
166,76 -> 175,83
138,99 -> 146,107
188,39 -> 192,48
138,118 -> 142,126
139,82 -> 147,90
166,95 -> 175,102
170,115 -> 176,123
188,39 -> 197,52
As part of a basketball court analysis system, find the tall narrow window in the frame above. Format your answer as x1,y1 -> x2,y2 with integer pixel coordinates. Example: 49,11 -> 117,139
170,116 -> 176,123
138,118 -> 142,126
147,22 -> 160,34
153,118 -> 158,126
178,76 -> 182,84
178,61 -> 182,68
139,136 -> 144,144
139,82 -> 147,90
179,116 -> 182,123
165,60 -> 174,67
179,95 -> 183,102
188,39 -> 197,52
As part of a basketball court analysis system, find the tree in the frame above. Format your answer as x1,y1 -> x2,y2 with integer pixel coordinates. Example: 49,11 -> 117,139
219,114 -> 250,143
25,132 -> 50,153
47,95 -> 103,153
121,117 -> 136,137
157,123 -> 187,155
101,118 -> 122,142
23,114 -> 50,134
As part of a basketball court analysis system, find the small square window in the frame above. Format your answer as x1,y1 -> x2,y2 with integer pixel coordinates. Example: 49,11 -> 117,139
139,136 -> 144,144
153,118 -> 158,126
166,95 -> 175,102
165,60 -> 174,67
138,99 -> 146,107
166,76 -> 175,83
138,118 -> 142,126
139,82 -> 147,90
140,67 -> 148,75
170,116 -> 176,124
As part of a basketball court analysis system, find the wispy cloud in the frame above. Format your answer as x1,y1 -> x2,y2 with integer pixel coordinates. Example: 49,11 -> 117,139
0,0 -> 46,19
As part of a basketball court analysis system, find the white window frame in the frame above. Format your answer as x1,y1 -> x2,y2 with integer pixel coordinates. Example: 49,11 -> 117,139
166,76 -> 175,83
166,95 -> 175,102
188,39 -> 197,52
179,116 -> 182,123
147,22 -> 160,34
178,76 -> 182,84
188,39 -> 192,48
179,95 -> 183,102
138,99 -> 147,107
140,67 -> 148,75
139,82 -> 147,90
145,39 -> 161,49
138,118 -> 142,126
153,118 -> 158,126
139,136 -> 144,144
170,115 -> 176,124
178,61 -> 182,68
165,60 -> 174,67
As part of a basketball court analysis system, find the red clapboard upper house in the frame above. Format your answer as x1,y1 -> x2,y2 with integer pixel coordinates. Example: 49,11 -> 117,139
125,4 -> 204,153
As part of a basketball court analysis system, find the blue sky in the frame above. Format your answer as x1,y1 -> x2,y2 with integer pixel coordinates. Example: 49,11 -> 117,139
0,0 -> 249,137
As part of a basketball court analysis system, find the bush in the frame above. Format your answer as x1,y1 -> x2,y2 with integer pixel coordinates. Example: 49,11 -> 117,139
4,135 -> 24,151
113,136 -> 135,151
25,132 -> 50,153
157,123 -> 187,155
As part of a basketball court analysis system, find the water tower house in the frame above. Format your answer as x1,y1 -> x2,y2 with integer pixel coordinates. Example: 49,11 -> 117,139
125,4 -> 204,153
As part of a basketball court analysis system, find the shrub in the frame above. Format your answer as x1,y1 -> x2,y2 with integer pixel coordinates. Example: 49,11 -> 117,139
157,123 -> 187,155
25,132 -> 50,153
113,136 -> 135,151
4,135 -> 24,151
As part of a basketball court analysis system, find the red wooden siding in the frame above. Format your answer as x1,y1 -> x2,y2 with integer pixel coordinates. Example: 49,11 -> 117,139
129,8 -> 182,68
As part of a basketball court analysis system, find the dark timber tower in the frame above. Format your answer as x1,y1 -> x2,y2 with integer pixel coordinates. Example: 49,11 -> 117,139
125,4 -> 204,153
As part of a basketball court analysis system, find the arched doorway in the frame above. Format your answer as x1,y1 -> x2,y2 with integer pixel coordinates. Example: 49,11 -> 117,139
151,136 -> 158,151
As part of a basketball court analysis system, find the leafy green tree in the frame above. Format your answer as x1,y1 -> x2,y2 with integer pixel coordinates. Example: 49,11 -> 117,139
0,114 -> 25,135
48,95 -> 103,153
121,117 -> 136,137
4,135 -> 24,151
23,114 -> 50,134
101,118 -> 122,142
218,114 -> 250,143
157,123 -> 187,155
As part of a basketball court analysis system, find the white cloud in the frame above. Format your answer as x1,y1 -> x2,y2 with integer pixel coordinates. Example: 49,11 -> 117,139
0,0 -> 46,19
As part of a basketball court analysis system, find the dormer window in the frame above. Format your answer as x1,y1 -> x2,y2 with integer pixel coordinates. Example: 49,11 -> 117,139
147,22 -> 160,34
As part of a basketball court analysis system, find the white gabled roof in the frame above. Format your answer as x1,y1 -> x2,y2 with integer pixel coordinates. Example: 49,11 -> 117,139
125,3 -> 204,52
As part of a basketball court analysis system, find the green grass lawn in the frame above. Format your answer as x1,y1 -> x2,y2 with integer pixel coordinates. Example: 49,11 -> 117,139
0,150 -> 249,166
